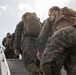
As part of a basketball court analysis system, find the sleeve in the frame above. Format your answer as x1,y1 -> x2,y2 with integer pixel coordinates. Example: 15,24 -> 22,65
41,27 -> 75,75
14,21 -> 24,54
36,18 -> 54,53
2,38 -> 6,47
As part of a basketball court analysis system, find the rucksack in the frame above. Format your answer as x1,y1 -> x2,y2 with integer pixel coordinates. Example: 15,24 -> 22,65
22,12 -> 41,36
59,7 -> 75,17
59,7 -> 76,24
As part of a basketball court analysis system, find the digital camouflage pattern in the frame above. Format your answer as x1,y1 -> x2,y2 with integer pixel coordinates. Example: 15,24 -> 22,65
22,36 -> 40,75
14,21 -> 40,75
22,12 -> 41,36
2,33 -> 17,58
41,25 -> 76,75
14,21 -> 24,54
52,15 -> 75,32
37,6 -> 76,53
36,18 -> 55,53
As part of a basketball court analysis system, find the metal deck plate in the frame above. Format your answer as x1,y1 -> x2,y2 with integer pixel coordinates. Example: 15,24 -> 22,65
7,59 -> 29,75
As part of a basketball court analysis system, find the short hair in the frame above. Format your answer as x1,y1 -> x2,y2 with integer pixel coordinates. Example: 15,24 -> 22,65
7,32 -> 10,35
49,6 -> 60,11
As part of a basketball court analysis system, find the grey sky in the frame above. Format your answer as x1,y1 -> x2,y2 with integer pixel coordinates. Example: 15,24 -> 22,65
0,0 -> 76,46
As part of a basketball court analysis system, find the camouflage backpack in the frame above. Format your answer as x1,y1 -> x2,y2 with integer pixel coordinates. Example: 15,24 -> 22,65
59,7 -> 75,17
22,12 -> 41,36
59,7 -> 76,24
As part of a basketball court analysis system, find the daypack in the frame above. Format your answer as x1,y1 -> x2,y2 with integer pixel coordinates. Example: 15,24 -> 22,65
6,36 -> 11,46
22,12 -> 41,36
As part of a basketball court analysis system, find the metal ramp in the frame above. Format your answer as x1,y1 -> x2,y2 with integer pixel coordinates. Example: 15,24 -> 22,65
0,47 -> 67,75
0,48 -> 29,75
7,59 -> 29,75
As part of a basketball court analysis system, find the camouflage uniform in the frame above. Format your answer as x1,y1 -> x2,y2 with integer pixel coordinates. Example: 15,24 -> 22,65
14,21 -> 24,54
36,18 -> 55,75
2,34 -> 14,58
41,25 -> 76,75
36,18 -> 55,53
11,33 -> 19,58
22,36 -> 39,75
14,21 -> 40,75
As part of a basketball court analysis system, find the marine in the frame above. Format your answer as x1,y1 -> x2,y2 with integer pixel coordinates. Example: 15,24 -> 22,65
41,24 -> 76,75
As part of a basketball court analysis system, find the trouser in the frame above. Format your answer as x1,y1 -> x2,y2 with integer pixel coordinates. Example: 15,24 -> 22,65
22,52 -> 40,75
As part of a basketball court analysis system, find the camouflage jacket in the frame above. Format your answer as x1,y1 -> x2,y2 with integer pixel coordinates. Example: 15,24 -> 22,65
36,18 -> 55,53
41,26 -> 76,75
14,21 -> 24,53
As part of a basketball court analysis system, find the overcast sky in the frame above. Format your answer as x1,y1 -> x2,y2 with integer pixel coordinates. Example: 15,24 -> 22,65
0,0 -> 76,46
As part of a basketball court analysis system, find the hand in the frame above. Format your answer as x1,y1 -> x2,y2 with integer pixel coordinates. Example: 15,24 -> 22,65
15,50 -> 20,55
37,50 -> 42,60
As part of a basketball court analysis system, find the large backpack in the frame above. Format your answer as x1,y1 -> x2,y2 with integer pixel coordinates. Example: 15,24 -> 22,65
59,7 -> 75,17
59,7 -> 76,24
22,12 -> 41,36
